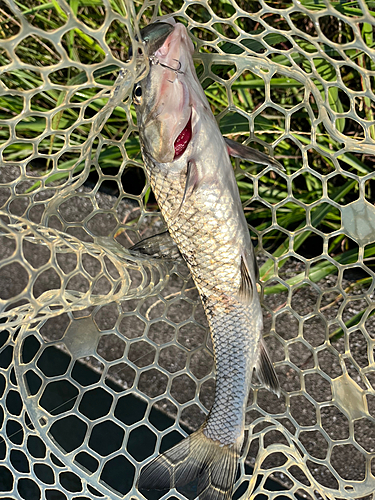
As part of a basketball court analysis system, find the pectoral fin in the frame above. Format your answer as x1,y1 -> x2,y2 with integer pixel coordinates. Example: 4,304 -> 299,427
225,137 -> 284,170
130,231 -> 181,260
172,159 -> 199,217
256,340 -> 280,396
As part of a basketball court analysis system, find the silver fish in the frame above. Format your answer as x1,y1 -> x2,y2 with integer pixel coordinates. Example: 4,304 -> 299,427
132,19 -> 281,500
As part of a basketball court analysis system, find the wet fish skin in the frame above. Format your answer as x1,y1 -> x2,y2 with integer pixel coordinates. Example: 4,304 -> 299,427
133,20 -> 280,500
128,22 -> 174,60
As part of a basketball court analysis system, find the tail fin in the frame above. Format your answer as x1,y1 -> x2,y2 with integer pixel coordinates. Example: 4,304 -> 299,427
137,427 -> 239,500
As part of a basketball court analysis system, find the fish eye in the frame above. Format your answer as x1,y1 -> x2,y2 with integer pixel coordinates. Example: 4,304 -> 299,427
133,84 -> 142,104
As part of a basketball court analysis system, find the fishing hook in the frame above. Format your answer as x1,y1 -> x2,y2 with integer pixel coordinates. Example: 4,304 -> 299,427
150,56 -> 183,74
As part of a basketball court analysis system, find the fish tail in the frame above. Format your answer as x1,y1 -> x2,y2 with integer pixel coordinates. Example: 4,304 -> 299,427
137,426 -> 239,500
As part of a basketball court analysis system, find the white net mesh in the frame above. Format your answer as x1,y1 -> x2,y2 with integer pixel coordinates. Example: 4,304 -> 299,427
1,1 -> 375,499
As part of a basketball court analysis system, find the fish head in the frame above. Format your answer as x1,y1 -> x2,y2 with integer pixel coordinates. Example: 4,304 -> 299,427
129,21 -> 175,60
133,21 -> 198,164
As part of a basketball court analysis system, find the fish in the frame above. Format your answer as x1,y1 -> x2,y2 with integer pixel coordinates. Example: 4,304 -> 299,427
131,19 -> 281,500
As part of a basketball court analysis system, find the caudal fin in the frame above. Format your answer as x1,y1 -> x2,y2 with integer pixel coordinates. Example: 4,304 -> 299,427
137,427 -> 239,500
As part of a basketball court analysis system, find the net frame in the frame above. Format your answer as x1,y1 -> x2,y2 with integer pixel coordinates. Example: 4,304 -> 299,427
0,1 -> 375,499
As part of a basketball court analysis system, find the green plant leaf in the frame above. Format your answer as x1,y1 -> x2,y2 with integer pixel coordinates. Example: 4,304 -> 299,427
260,179 -> 357,281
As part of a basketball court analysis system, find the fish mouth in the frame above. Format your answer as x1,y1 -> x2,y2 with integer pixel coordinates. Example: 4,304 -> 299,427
173,111 -> 192,160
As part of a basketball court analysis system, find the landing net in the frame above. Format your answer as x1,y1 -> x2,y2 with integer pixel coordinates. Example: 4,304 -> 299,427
0,1 -> 375,499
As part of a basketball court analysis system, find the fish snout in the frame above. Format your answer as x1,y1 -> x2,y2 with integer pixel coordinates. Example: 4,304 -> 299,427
154,23 -> 194,72
128,22 -> 175,59
136,22 -> 194,164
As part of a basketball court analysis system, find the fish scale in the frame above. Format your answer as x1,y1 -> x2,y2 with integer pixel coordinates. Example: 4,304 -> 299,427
143,150 -> 259,460
134,19 -> 281,500
145,163 -> 243,298
203,301 -> 257,445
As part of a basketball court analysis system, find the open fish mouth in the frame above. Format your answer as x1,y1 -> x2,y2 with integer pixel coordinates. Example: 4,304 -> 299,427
173,111 -> 192,160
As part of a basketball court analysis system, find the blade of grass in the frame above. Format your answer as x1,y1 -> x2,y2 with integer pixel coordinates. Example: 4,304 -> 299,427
300,0 -> 375,18
359,23 -> 375,140
330,308 -> 375,342
292,132 -> 372,175
264,242 -> 375,295
260,179 -> 357,280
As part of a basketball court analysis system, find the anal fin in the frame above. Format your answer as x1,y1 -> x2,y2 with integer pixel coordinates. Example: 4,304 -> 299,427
256,340 -> 280,396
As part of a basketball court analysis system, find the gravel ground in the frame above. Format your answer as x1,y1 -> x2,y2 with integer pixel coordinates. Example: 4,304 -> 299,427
1,168 -> 374,498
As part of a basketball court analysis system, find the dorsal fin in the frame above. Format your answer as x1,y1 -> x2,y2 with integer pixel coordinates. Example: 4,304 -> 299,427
252,248 -> 260,281
225,137 -> 284,170
239,254 -> 253,304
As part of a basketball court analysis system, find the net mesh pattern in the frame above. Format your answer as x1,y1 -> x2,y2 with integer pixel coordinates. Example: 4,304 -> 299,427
1,1 -> 375,499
